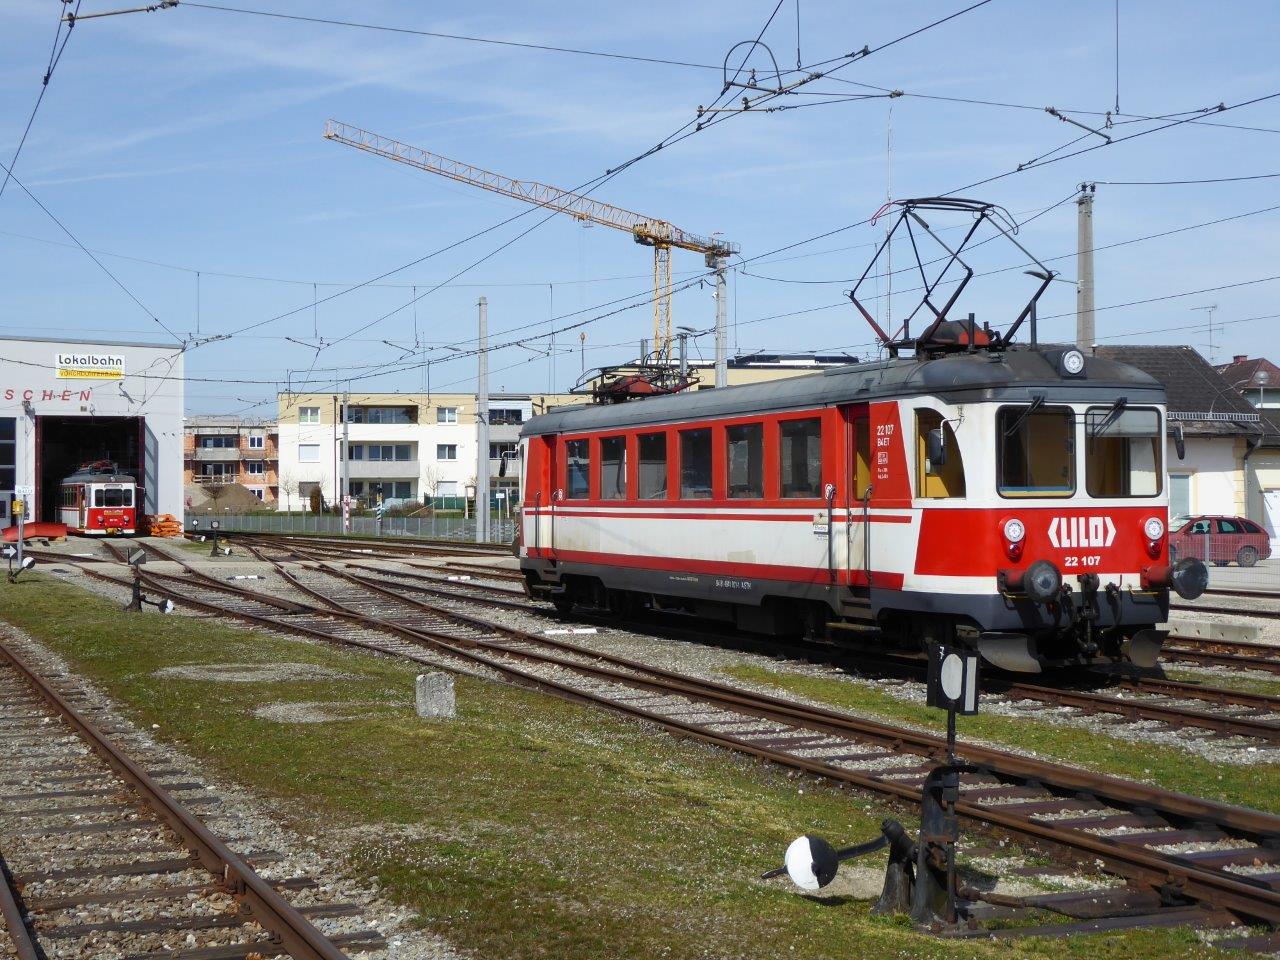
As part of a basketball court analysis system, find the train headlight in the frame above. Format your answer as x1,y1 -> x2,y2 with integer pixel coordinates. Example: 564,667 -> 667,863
1143,517 -> 1165,540
1002,517 -> 1026,559
1060,348 -> 1086,376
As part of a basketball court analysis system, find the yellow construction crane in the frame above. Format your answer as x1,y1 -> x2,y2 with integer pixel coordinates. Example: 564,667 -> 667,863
324,119 -> 738,369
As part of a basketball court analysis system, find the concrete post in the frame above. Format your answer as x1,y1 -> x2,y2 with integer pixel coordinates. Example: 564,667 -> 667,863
476,297 -> 490,545
1076,185 -> 1096,353
712,255 -> 728,387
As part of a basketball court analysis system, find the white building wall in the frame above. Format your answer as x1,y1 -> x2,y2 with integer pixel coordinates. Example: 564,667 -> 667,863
1166,436 -> 1241,517
0,335 -> 184,524
275,420 -> 480,510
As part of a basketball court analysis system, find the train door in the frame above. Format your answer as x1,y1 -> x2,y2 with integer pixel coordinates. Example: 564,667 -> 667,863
842,404 -> 872,587
546,436 -> 559,561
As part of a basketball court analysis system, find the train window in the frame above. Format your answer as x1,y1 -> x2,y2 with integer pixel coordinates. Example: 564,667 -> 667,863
638,433 -> 667,499
726,423 -> 764,498
565,439 -> 590,499
998,406 -> 1075,498
680,428 -> 712,499
600,436 -> 626,500
915,409 -> 966,499
1085,407 -> 1162,497
98,487 -> 127,507
122,488 -> 133,507
853,417 -> 871,499
780,418 -> 822,498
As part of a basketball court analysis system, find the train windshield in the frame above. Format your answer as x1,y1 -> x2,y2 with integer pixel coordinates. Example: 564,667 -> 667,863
93,486 -> 133,507
998,405 -> 1075,498
1085,407 -> 1162,497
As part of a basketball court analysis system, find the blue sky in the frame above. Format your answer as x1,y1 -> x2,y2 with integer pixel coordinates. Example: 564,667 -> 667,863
2,0 -> 1279,414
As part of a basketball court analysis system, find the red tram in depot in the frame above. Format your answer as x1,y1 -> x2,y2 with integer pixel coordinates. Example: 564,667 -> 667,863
515,198 -> 1208,673
59,461 -> 138,536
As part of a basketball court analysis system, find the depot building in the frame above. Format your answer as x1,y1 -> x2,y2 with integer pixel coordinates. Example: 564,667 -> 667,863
0,335 -> 185,529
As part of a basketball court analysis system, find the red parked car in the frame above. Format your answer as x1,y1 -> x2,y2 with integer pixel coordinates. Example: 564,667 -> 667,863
1169,515 -> 1272,567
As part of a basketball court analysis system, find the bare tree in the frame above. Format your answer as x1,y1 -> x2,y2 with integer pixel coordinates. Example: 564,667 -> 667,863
278,470 -> 299,512
421,466 -> 441,512
203,481 -> 229,513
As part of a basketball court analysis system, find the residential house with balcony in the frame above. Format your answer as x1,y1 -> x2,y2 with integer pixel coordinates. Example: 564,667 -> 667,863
182,416 -> 279,503
274,391 -> 574,511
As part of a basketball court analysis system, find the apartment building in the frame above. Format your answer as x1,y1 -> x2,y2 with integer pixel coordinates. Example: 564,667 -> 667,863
274,391 -> 574,511
183,416 -> 279,503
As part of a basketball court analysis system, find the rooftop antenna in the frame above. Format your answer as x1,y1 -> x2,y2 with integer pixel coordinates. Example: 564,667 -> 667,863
1192,304 -> 1219,363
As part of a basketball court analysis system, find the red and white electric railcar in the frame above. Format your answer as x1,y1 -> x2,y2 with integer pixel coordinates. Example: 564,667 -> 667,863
60,462 -> 138,536
516,340 -> 1208,673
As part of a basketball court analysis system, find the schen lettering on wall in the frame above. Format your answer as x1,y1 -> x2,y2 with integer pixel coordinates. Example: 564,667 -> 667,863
55,352 -> 125,379
2,389 -> 93,402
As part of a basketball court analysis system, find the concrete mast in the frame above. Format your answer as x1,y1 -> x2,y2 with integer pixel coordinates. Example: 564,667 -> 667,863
1076,184 -> 1096,352
476,296 -> 490,544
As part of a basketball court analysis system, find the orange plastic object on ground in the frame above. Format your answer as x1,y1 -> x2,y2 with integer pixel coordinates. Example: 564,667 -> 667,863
3,522 -> 68,542
144,514 -> 184,537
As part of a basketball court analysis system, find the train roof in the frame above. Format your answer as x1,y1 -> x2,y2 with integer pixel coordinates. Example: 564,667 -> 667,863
522,346 -> 1165,436
62,470 -> 135,484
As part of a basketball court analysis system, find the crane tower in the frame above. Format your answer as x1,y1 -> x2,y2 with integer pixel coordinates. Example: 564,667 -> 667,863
323,120 -> 738,371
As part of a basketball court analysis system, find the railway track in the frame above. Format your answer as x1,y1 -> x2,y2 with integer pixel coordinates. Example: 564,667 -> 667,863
0,636 -> 381,959
1162,635 -> 1280,676
46,540 -> 1280,746
42,553 -> 1280,936
279,559 -> 1280,747
1174,600 -> 1280,621
220,531 -> 506,560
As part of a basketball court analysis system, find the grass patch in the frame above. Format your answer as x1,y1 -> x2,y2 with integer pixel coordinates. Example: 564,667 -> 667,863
1164,668 -> 1280,699
723,664 -> 1280,815
0,574 -> 1244,959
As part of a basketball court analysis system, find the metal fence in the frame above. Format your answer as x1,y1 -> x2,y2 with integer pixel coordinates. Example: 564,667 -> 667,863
1171,531 -> 1280,592
201,512 -> 516,545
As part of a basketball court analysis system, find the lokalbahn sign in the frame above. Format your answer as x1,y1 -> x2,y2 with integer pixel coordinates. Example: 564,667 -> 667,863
55,352 -> 125,380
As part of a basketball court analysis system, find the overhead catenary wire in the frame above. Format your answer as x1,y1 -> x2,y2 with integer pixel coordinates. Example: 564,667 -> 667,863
738,85 -> 1280,268
207,0 -> 997,362
0,0 -> 82,204
179,1 -> 724,71
729,201 -> 1280,333
1096,172 -> 1280,185
0,158 -> 182,344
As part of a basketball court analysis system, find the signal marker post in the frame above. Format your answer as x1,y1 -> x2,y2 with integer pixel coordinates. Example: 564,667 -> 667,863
917,644 -> 980,927
763,646 -> 981,928
123,549 -> 174,614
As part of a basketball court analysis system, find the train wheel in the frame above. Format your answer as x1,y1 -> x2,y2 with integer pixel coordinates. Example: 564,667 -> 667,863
1238,546 -> 1259,568
552,595 -> 574,615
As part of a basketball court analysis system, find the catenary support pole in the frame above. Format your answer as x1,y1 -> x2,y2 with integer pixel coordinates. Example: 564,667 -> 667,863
1076,184 -> 1096,353
712,254 -> 728,387
341,385 -> 350,531
476,296 -> 490,545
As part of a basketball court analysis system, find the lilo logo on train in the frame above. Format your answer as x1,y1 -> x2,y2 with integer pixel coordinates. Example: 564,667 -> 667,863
55,351 -> 125,380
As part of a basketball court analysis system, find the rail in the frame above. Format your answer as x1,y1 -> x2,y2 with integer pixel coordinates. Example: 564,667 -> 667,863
0,639 -> 354,960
